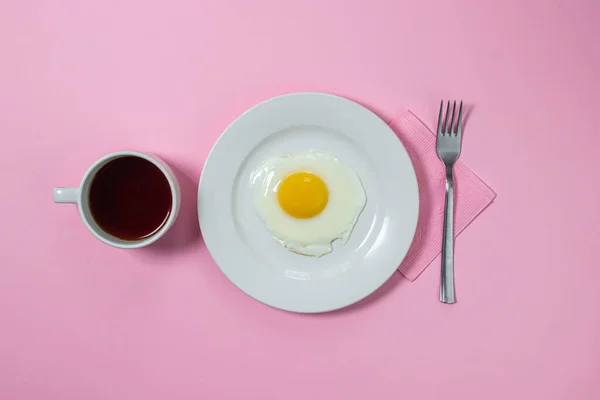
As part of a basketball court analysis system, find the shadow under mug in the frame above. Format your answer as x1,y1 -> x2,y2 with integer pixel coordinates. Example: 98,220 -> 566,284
53,151 -> 181,249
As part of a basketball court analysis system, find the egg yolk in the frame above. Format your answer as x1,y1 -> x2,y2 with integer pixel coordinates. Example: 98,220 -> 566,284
277,172 -> 328,219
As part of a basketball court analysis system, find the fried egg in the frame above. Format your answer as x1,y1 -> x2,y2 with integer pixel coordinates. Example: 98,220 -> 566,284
249,149 -> 366,256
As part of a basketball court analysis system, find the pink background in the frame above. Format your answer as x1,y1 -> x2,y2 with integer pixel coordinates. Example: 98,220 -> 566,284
1,0 -> 599,399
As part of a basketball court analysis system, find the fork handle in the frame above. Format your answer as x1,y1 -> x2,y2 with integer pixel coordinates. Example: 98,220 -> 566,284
440,167 -> 456,304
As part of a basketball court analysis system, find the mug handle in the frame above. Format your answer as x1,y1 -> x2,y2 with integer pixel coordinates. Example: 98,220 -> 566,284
53,187 -> 79,204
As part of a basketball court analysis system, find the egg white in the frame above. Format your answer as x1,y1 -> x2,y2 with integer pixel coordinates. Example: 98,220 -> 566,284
249,149 -> 367,256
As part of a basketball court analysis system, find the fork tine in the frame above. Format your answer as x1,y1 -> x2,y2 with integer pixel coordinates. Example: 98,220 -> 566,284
449,100 -> 456,135
443,101 -> 450,134
437,100 -> 444,135
456,101 -> 463,136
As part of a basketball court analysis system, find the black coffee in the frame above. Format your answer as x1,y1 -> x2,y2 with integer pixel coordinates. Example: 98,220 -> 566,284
89,156 -> 172,241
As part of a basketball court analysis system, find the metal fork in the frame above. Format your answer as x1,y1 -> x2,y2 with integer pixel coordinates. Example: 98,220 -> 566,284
436,100 -> 463,304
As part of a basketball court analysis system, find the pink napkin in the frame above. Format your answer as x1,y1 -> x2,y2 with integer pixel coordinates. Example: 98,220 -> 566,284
390,111 -> 496,281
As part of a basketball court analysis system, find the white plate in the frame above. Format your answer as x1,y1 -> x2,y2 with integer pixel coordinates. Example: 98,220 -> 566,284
198,93 -> 419,313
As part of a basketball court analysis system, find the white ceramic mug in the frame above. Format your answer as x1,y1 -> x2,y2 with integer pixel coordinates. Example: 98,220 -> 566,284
53,151 -> 181,248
